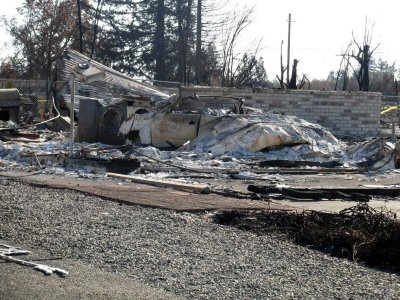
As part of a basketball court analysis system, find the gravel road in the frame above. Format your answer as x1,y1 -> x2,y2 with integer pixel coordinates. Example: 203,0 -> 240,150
0,176 -> 399,299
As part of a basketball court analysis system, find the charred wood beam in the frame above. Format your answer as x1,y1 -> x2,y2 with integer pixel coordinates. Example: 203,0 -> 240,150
107,172 -> 210,194
248,185 -> 370,201
257,160 -> 342,168
248,185 -> 400,200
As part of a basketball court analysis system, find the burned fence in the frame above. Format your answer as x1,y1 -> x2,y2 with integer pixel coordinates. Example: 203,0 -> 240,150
0,79 -> 49,99
0,78 -> 54,118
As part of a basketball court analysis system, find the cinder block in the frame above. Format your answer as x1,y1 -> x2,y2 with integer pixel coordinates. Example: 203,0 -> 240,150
179,87 -> 381,137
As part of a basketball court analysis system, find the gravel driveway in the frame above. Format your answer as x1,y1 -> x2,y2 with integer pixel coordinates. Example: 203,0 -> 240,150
0,176 -> 399,299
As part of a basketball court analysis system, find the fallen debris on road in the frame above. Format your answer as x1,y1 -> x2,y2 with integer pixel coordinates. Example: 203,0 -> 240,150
248,184 -> 400,200
107,172 -> 211,194
0,244 -> 68,277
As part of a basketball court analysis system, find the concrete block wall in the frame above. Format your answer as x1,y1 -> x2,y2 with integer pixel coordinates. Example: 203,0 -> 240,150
180,87 -> 381,138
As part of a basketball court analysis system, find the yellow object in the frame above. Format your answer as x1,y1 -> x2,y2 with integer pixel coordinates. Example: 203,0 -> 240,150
380,105 -> 400,115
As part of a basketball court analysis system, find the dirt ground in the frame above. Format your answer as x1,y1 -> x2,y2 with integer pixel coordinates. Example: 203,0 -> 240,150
1,169 -> 400,299
0,240 -> 179,300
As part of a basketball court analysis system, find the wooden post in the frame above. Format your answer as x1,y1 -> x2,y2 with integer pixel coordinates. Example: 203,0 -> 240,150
396,80 -> 400,127
69,74 -> 75,157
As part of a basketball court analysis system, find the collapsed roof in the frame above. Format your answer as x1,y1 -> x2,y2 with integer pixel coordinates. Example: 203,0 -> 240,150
60,49 -> 170,110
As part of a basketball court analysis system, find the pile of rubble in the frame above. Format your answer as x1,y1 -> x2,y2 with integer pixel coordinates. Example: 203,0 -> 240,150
2,49 -> 400,278
0,48 -> 399,191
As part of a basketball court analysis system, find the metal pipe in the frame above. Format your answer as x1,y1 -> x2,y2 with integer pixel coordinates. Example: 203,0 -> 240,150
69,73 -> 75,157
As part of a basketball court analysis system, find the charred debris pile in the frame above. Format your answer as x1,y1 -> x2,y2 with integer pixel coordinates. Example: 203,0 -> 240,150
1,49 -> 400,273
59,49 -> 400,176
0,49 -> 399,193
212,203 -> 400,272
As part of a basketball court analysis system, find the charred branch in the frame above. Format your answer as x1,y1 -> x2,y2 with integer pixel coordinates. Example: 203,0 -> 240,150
276,40 -> 287,89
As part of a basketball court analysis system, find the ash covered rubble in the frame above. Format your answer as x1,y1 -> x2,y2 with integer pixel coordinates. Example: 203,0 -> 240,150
0,49 -> 399,191
0,116 -> 396,184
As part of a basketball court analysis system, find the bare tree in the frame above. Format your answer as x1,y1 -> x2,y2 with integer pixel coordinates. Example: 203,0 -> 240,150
154,0 -> 168,81
335,42 -> 352,91
275,43 -> 302,90
341,57 -> 351,91
297,74 -> 310,90
220,6 -> 255,86
275,40 -> 287,89
198,0 -> 229,81
90,0 -> 105,59
4,0 -> 78,79
230,48 -> 267,87
349,19 -> 379,91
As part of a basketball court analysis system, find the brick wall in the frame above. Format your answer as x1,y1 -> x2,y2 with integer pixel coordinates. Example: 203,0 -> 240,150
180,87 -> 381,138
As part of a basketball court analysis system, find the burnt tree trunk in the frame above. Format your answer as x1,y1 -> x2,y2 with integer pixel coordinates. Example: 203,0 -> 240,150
77,0 -> 83,53
195,0 -> 202,84
154,0 -> 167,81
342,58 -> 350,91
360,45 -> 370,91
177,0 -> 185,83
288,59 -> 298,89
184,0 -> 193,83
275,40 -> 286,89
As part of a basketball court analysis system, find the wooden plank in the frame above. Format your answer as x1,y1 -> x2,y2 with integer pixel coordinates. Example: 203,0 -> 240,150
258,159 -> 342,168
107,172 -> 211,194
253,168 -> 363,175
140,166 -> 240,175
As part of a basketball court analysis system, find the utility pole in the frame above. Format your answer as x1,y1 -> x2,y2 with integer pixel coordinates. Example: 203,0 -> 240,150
286,13 -> 292,85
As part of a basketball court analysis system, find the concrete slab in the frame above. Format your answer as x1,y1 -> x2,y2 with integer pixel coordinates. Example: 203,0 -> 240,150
0,171 -> 293,212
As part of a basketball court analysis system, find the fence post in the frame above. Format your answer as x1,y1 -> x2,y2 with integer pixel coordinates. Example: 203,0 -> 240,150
396,80 -> 400,127
69,74 -> 75,157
